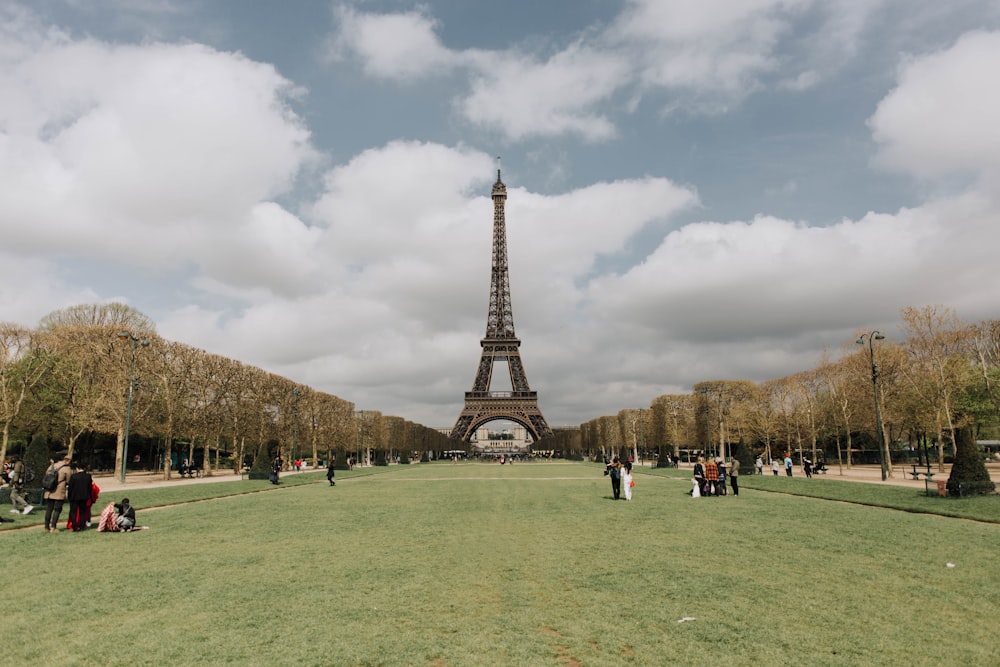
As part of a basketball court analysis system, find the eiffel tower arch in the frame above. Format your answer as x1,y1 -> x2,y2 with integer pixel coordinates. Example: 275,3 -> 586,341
451,164 -> 554,445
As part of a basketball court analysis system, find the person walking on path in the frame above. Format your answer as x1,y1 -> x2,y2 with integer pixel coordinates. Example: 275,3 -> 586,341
803,458 -> 813,478
771,459 -> 780,476
729,457 -> 740,496
784,454 -> 793,477
67,462 -> 94,531
326,460 -> 336,486
7,454 -> 33,515
755,456 -> 763,475
622,461 -> 634,502
43,453 -> 72,533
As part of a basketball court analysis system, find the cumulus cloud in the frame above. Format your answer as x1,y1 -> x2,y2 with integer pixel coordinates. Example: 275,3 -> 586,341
869,30 -> 1000,180
328,0 -> 876,138
326,4 -> 456,79
0,21 -> 317,282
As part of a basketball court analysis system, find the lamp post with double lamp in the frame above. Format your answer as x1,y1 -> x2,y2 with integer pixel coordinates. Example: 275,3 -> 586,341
857,331 -> 888,481
117,331 -> 150,484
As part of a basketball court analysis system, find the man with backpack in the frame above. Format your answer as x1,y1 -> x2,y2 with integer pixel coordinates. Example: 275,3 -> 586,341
42,452 -> 72,533
7,455 -> 33,516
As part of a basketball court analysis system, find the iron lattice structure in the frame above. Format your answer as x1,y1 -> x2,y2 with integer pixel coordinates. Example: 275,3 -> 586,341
450,168 -> 553,444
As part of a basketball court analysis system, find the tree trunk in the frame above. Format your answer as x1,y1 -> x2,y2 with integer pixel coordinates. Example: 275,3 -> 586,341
114,426 -> 125,480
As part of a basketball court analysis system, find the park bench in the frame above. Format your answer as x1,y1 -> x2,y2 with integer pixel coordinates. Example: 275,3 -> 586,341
177,465 -> 202,479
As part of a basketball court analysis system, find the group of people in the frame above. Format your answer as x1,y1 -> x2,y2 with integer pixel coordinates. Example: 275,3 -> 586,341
692,456 -> 740,497
604,457 -> 635,501
3,451 -> 138,533
761,454 -> 826,477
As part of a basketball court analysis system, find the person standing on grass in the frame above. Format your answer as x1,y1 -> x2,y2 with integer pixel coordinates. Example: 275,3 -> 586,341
67,462 -> 93,531
755,456 -> 763,475
43,452 -> 72,533
729,457 -> 740,496
270,456 -> 282,484
693,456 -> 706,496
705,457 -> 719,496
326,460 -> 336,486
608,457 -> 622,500
8,455 -> 33,516
784,454 -> 793,477
716,458 -> 727,496
622,461 -> 633,501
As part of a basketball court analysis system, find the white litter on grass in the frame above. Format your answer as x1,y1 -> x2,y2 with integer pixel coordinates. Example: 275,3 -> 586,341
677,617 -> 696,623
946,562 -> 955,568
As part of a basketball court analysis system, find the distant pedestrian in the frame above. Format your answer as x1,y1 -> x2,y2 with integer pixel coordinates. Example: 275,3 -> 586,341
771,459 -> 780,476
755,456 -> 764,475
43,452 -> 72,533
7,455 -> 33,516
784,454 -> 793,477
270,456 -> 282,484
608,457 -> 622,500
716,458 -> 727,496
803,458 -> 813,478
326,460 -> 336,486
729,457 -> 740,496
622,461 -> 633,502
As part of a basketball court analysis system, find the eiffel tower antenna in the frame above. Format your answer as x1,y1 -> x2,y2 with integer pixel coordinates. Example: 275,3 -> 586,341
450,165 -> 553,445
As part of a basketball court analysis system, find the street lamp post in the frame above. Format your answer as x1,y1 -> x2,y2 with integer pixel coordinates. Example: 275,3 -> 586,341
356,410 -> 365,468
117,331 -> 150,484
857,331 -> 888,481
291,389 -> 301,468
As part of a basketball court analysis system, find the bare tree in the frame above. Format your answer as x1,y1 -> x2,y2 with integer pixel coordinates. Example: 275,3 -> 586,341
0,324 -> 51,460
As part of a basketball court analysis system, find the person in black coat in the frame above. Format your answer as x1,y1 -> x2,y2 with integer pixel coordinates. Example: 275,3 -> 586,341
326,460 -> 336,486
66,463 -> 94,531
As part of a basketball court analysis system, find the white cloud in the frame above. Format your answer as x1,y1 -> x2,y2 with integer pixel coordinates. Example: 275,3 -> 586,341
327,4 -> 455,80
0,21 -> 321,300
460,44 -> 631,141
870,30 -> 1000,180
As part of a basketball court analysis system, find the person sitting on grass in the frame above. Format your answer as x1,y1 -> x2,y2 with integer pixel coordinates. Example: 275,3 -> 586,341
98,498 -> 140,532
115,498 -> 136,531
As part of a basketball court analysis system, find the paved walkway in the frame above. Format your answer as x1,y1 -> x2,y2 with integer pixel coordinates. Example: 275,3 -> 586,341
91,461 -> 1000,494
91,466 -> 319,494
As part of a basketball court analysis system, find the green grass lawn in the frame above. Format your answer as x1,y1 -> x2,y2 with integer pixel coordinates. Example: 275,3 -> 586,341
4,462 -> 998,666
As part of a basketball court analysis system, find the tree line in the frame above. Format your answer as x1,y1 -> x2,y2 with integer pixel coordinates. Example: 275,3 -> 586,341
1,303 -> 450,479
573,306 -> 1000,477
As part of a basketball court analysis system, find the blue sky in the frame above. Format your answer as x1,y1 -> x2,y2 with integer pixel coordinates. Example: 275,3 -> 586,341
2,0 -> 999,429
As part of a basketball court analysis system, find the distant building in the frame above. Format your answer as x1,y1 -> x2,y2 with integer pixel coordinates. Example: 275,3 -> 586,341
473,424 -> 530,455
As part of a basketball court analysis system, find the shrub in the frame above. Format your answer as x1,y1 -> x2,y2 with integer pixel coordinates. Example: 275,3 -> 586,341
247,442 -> 274,481
946,427 -> 994,497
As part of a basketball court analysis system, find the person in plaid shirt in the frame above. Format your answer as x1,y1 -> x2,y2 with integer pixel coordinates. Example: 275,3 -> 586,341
705,457 -> 719,496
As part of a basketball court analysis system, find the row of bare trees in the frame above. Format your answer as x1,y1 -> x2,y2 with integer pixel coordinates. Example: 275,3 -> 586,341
1,303 -> 449,479
578,306 -> 1000,477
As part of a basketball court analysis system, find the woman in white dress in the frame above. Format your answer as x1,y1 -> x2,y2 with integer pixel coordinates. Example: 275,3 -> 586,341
622,461 -> 633,501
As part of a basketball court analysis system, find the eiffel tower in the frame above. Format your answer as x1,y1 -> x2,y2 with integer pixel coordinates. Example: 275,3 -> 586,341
450,163 -> 553,444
